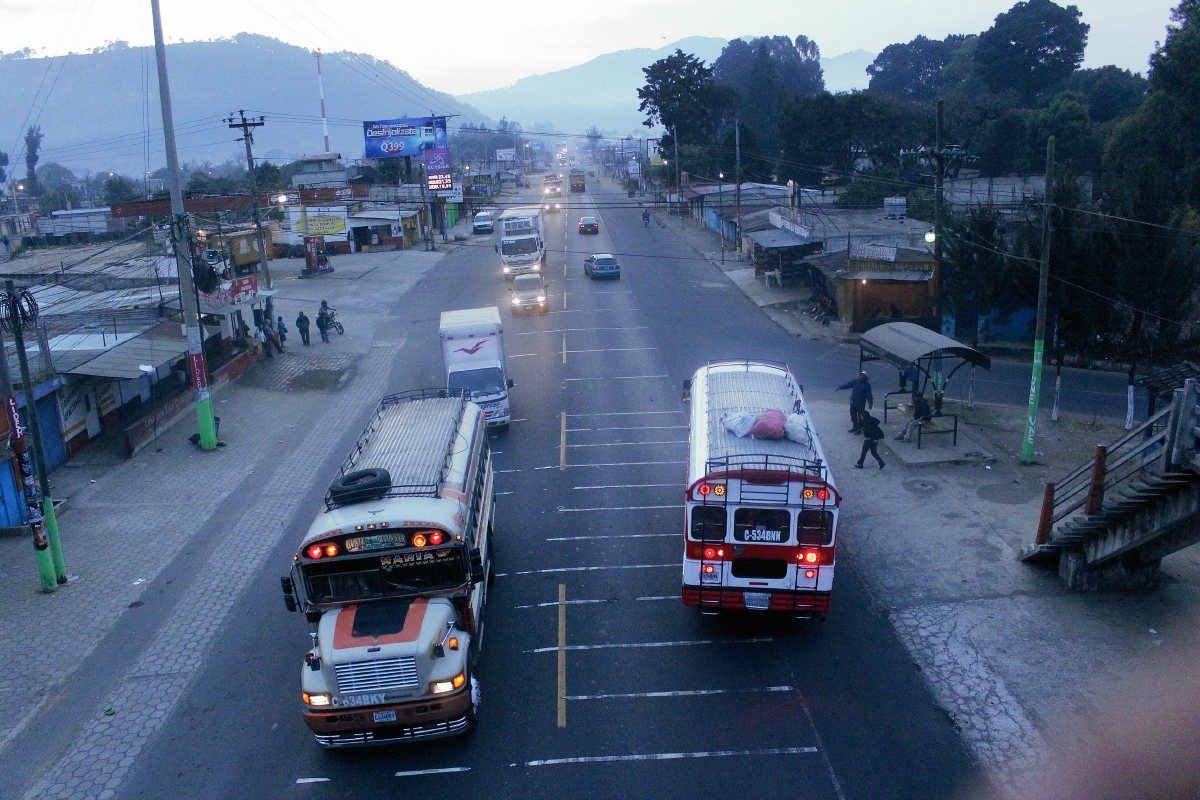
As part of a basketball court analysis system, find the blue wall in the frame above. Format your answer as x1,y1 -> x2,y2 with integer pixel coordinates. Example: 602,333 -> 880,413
0,460 -> 26,527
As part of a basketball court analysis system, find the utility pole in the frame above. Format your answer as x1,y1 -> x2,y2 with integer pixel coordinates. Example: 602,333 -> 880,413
2,283 -> 66,587
0,323 -> 57,590
933,99 -> 945,413
314,50 -> 330,154
735,119 -> 742,261
226,111 -> 273,290
1022,135 -> 1055,465
672,125 -> 681,227
152,0 -> 218,451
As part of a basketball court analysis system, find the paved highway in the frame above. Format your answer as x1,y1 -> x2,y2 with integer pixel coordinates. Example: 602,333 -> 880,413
117,176 -> 979,799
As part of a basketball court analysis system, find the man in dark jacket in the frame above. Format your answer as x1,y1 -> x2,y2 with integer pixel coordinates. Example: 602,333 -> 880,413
896,392 -> 933,442
836,372 -> 874,434
295,311 -> 311,346
855,412 -> 886,469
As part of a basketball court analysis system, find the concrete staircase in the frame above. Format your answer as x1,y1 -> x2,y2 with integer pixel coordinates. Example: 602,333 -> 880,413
1020,379 -> 1200,589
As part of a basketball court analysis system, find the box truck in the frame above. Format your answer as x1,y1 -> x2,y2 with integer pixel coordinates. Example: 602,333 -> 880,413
439,307 -> 513,427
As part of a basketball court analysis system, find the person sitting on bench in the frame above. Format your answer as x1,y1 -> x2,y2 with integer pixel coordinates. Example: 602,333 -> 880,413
896,392 -> 933,442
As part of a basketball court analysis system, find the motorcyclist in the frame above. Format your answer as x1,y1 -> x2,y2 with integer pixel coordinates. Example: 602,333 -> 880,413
642,210 -> 650,226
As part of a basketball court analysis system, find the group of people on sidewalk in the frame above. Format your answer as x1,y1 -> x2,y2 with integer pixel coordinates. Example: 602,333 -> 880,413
837,371 -> 936,469
253,302 -> 338,359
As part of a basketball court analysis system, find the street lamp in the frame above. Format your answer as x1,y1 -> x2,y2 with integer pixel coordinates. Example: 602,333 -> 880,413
925,231 -> 936,243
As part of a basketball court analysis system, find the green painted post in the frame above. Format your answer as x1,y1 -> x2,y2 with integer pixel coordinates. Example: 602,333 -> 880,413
1022,136 -> 1055,464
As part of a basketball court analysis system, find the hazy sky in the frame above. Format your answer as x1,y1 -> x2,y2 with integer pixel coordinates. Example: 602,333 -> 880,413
0,0 -> 1179,95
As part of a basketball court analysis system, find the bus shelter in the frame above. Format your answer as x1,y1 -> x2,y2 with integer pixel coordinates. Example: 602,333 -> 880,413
858,322 -> 991,415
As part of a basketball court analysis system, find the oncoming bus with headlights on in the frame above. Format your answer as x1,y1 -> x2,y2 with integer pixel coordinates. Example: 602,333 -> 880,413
682,360 -> 839,617
279,389 -> 494,746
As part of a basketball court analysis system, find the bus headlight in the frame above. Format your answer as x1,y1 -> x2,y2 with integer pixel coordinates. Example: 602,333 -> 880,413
303,692 -> 331,707
431,672 -> 466,694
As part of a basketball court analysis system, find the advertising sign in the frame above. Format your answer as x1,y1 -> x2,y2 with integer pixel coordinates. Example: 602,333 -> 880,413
363,116 -> 448,159
424,145 -> 453,191
291,206 -> 348,238
495,148 -> 516,162
436,183 -> 464,203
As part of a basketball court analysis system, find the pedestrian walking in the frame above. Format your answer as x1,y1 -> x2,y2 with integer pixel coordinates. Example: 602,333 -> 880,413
295,311 -> 311,346
895,392 -> 933,443
836,372 -> 874,434
315,308 -> 330,343
276,316 -> 288,348
855,412 -> 886,469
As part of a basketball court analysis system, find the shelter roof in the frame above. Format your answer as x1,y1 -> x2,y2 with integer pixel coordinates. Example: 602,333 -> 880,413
746,228 -> 811,249
1136,361 -> 1200,399
860,322 -> 991,371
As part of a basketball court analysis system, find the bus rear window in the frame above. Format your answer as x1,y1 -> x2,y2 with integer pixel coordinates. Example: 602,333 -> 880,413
797,509 -> 834,546
733,508 -> 790,543
690,506 -> 726,540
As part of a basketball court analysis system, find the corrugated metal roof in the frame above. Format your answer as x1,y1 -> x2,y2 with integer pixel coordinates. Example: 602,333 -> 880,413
746,228 -> 810,249
837,269 -> 934,282
860,322 -> 991,370
67,326 -> 189,379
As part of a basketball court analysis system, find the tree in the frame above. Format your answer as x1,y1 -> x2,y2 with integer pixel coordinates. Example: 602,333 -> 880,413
35,162 -> 76,192
867,35 -> 967,102
23,126 -> 44,195
1027,91 -> 1099,172
974,0 -> 1089,102
942,207 -> 1016,341
100,175 -> 140,206
638,50 -> 716,141
38,186 -> 80,215
585,125 -> 602,155
1066,66 -> 1148,123
254,162 -> 284,191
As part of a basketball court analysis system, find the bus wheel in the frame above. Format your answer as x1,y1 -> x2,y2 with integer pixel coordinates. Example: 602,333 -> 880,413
465,676 -> 481,734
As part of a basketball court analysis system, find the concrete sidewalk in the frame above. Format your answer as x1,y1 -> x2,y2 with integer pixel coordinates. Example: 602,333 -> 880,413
0,245 -> 448,794
809,394 -> 1200,790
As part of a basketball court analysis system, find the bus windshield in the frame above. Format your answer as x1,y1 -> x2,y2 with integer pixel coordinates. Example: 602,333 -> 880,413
304,551 -> 467,604
502,237 -> 539,256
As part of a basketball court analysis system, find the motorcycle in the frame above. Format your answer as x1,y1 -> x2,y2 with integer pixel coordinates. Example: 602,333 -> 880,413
321,307 -> 345,335
642,214 -> 651,227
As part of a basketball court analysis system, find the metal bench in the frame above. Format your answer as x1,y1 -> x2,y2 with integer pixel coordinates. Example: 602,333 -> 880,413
894,401 -> 958,449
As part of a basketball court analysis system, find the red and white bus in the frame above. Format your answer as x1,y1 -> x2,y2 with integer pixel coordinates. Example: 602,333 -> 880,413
682,360 -> 839,617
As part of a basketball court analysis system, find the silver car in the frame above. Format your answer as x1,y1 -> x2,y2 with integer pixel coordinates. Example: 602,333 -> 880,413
510,274 -> 548,313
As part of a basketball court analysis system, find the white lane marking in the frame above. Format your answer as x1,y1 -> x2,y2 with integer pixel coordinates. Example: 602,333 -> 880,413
573,482 -> 678,489
567,686 -> 794,701
295,778 -> 330,784
563,374 -> 668,382
531,637 -> 773,654
568,348 -> 657,353
565,441 -> 687,448
395,767 -> 471,777
513,326 -> 647,336
516,598 -> 612,609
508,353 -> 538,358
587,425 -> 688,431
566,460 -> 687,468
548,308 -> 635,314
495,469 -> 520,473
637,595 -> 682,601
546,533 -> 675,541
496,491 -> 514,496
558,505 -> 683,513
523,747 -> 817,767
497,563 -> 677,577
567,411 -> 683,417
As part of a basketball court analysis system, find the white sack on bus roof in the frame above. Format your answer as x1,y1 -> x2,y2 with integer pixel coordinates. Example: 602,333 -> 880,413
722,411 -> 756,438
784,413 -> 812,447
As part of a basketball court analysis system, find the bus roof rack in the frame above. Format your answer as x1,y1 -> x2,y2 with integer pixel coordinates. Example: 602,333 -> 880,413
324,388 -> 470,509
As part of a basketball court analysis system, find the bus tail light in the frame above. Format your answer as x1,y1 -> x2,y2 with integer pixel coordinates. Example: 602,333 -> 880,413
805,569 -> 817,579
701,563 -> 720,583
412,533 -> 428,548
324,543 -> 338,557
307,545 -> 324,560
429,531 -> 444,545
798,550 -> 820,565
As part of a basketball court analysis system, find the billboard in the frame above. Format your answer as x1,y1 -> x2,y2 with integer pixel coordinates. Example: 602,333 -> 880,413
424,145 -> 453,191
495,148 -> 516,162
363,116 -> 448,159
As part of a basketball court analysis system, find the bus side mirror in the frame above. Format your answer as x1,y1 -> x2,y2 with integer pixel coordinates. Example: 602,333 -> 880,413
281,576 -> 297,612
469,548 -> 485,584
507,378 -> 515,389
682,379 -> 691,402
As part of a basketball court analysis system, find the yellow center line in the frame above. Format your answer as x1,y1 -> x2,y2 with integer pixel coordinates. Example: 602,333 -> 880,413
557,583 -> 567,728
560,411 -> 567,470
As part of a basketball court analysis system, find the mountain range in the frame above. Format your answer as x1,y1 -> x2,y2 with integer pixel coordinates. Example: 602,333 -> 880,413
0,34 -> 484,177
0,34 -> 876,179
458,40 -> 876,137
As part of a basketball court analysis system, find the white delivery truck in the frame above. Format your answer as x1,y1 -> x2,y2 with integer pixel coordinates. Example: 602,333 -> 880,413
439,307 -> 513,427
497,206 -> 544,279
281,389 -> 494,747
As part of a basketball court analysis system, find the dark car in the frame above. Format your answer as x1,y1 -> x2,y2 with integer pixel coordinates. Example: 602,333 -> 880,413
578,216 -> 599,234
584,253 -> 620,279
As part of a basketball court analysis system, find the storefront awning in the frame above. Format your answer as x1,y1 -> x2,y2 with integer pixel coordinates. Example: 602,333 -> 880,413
746,228 -> 811,249
64,323 -> 190,380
